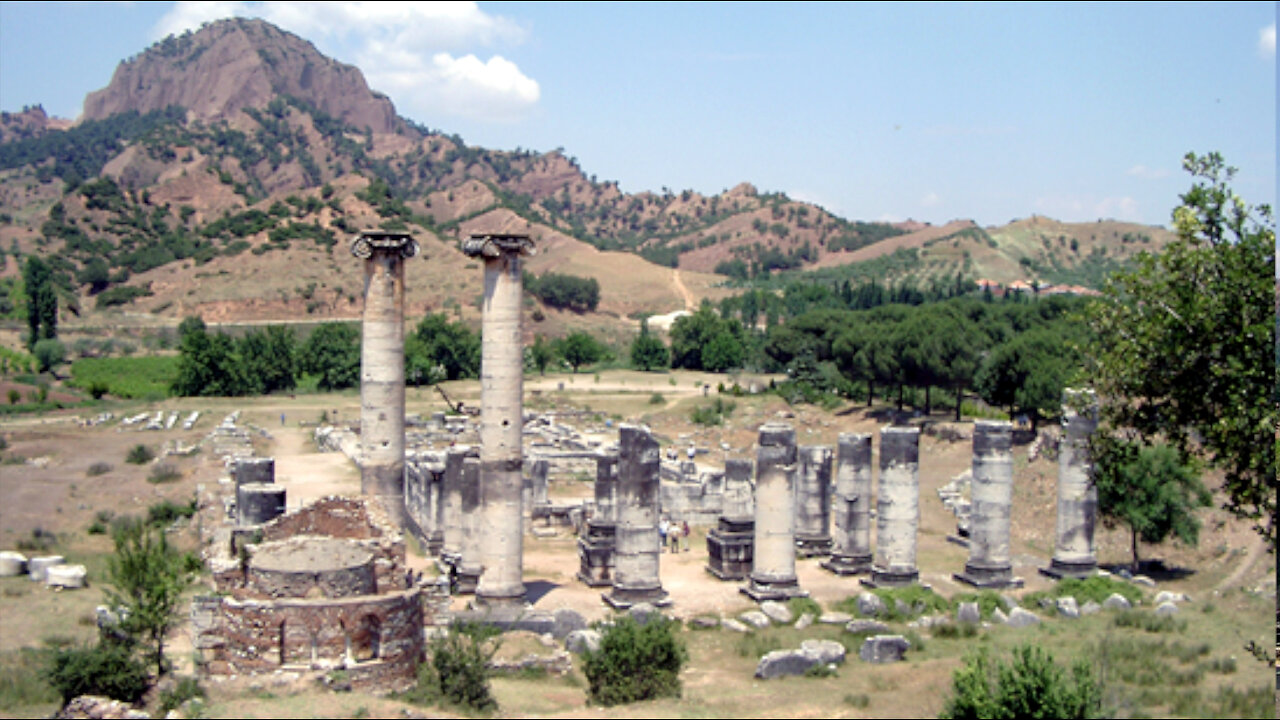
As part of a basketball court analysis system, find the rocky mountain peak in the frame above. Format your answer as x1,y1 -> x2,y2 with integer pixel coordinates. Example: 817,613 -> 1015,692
81,17 -> 404,134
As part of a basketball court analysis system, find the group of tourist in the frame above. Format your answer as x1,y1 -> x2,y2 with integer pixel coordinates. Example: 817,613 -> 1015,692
658,517 -> 691,553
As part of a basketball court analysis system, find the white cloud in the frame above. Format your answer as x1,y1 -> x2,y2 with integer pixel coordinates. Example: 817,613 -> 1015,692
153,1 -> 538,122
1093,196 -> 1139,221
1126,164 -> 1169,180
1034,194 -> 1140,222
920,191 -> 940,207
1260,24 -> 1276,58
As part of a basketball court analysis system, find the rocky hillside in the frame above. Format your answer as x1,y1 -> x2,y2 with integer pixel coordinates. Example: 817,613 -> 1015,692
0,17 -> 1174,333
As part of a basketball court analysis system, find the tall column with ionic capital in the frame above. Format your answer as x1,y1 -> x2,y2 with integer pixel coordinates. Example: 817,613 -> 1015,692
463,234 -> 535,607
352,230 -> 418,528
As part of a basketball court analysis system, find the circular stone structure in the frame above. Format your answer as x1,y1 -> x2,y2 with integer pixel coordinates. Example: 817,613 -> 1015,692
247,538 -> 377,599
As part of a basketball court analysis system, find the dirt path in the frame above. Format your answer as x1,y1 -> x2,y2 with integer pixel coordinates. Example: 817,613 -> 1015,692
1215,536 -> 1269,592
672,269 -> 696,311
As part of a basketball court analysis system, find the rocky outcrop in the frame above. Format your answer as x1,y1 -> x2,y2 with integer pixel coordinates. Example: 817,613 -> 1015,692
83,18 -> 403,134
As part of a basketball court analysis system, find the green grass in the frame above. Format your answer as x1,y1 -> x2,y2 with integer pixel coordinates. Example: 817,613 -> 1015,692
69,355 -> 179,400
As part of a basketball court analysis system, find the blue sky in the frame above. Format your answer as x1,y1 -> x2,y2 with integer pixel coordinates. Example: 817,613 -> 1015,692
0,1 -> 1274,229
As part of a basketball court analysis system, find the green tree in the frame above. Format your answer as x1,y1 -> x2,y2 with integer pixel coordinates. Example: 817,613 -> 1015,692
299,322 -> 360,391
22,255 -> 56,349
556,330 -> 607,373
237,326 -> 296,395
629,319 -> 668,371
1086,152 -> 1276,546
976,327 -> 1081,429
939,644 -> 1102,719
104,518 -> 198,675
1092,437 -> 1211,572
408,313 -> 480,383
529,334 -> 556,375
171,316 -> 247,396
32,338 -> 65,373
670,303 -> 744,372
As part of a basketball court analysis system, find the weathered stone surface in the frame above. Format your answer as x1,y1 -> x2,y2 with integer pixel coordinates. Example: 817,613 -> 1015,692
1132,575 -> 1156,587
565,629 -> 602,655
859,635 -> 910,663
855,591 -> 885,617
552,608 -> 587,639
27,555 -> 64,582
1102,593 -> 1132,611
1155,591 -> 1189,605
1005,607 -> 1041,627
739,610 -> 771,629
1080,600 -> 1101,616
1057,597 -> 1080,619
800,639 -> 846,665
45,564 -> 87,589
0,551 -> 28,576
629,603 -> 661,625
818,611 -> 852,625
794,613 -> 814,630
1154,602 -> 1179,616
760,600 -> 793,624
55,695 -> 151,719
689,616 -> 720,630
755,649 -> 819,678
721,618 -> 750,633
845,619 -> 891,635
992,607 -> 1008,624
956,602 -> 981,624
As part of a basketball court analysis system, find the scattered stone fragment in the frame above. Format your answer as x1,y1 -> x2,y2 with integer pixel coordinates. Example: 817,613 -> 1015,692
689,616 -> 720,630
760,600 -> 793,624
1155,591 -> 1189,605
628,603 -> 660,625
0,551 -> 27,576
846,619 -> 891,635
794,613 -> 814,630
551,608 -> 586,639
855,592 -> 885,617
739,610 -> 771,629
800,639 -> 846,665
1131,575 -> 1156,587
1154,602 -> 1179,617
55,695 -> 151,719
999,593 -> 1019,610
565,629 -> 601,655
992,607 -> 1008,624
859,635 -> 910,664
1005,607 -> 1041,628
894,599 -> 913,617
956,602 -> 981,624
755,649 -> 820,679
1056,597 -> 1080,619
45,564 -> 87,589
818,611 -> 852,625
1102,593 -> 1132,611
721,618 -> 750,633
27,556 -> 64,582
1080,600 -> 1101,616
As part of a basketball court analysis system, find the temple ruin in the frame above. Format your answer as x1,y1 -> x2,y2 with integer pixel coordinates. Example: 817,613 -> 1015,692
955,420 -> 1023,589
1043,389 -> 1100,579
868,426 -> 921,587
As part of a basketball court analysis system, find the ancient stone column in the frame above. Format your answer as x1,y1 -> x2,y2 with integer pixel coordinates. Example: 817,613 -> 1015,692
956,421 -> 1022,588
605,425 -> 669,608
455,454 -> 483,594
744,423 -> 806,600
440,446 -> 472,568
578,449 -> 618,586
823,433 -> 873,575
351,230 -> 418,528
463,234 -> 534,607
706,458 -> 755,580
870,426 -> 920,587
795,445 -> 834,556
1044,389 -> 1099,579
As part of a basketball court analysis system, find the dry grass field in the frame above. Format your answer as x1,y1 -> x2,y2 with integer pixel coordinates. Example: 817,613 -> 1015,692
0,370 -> 1273,718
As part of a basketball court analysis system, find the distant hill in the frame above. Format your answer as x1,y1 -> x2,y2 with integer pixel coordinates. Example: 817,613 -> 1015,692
0,17 -> 1174,337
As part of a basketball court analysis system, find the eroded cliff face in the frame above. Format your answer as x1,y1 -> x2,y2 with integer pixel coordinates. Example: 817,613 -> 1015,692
82,17 -> 403,134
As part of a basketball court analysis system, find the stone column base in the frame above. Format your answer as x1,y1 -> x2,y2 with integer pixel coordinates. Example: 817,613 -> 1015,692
741,573 -> 807,602
454,564 -> 482,595
821,552 -> 872,576
795,534 -> 833,558
1039,558 -> 1098,580
474,587 -> 527,609
576,525 -> 616,587
954,562 -> 1023,589
426,532 -> 444,557
862,566 -> 919,588
706,517 -> 754,581
603,585 -> 671,609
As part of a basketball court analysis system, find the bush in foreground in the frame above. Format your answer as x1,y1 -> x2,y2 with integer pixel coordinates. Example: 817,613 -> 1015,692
401,622 -> 499,714
939,644 -> 1102,719
47,642 -> 149,705
582,615 -> 688,706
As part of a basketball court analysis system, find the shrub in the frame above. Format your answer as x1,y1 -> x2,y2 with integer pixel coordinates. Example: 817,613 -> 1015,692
147,463 -> 181,484
47,642 -> 149,705
401,622 -> 499,713
86,462 -> 112,477
125,444 -> 153,465
582,615 -> 688,706
938,644 -> 1102,719
649,392 -> 664,405
146,499 -> 196,527
158,676 -> 205,714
